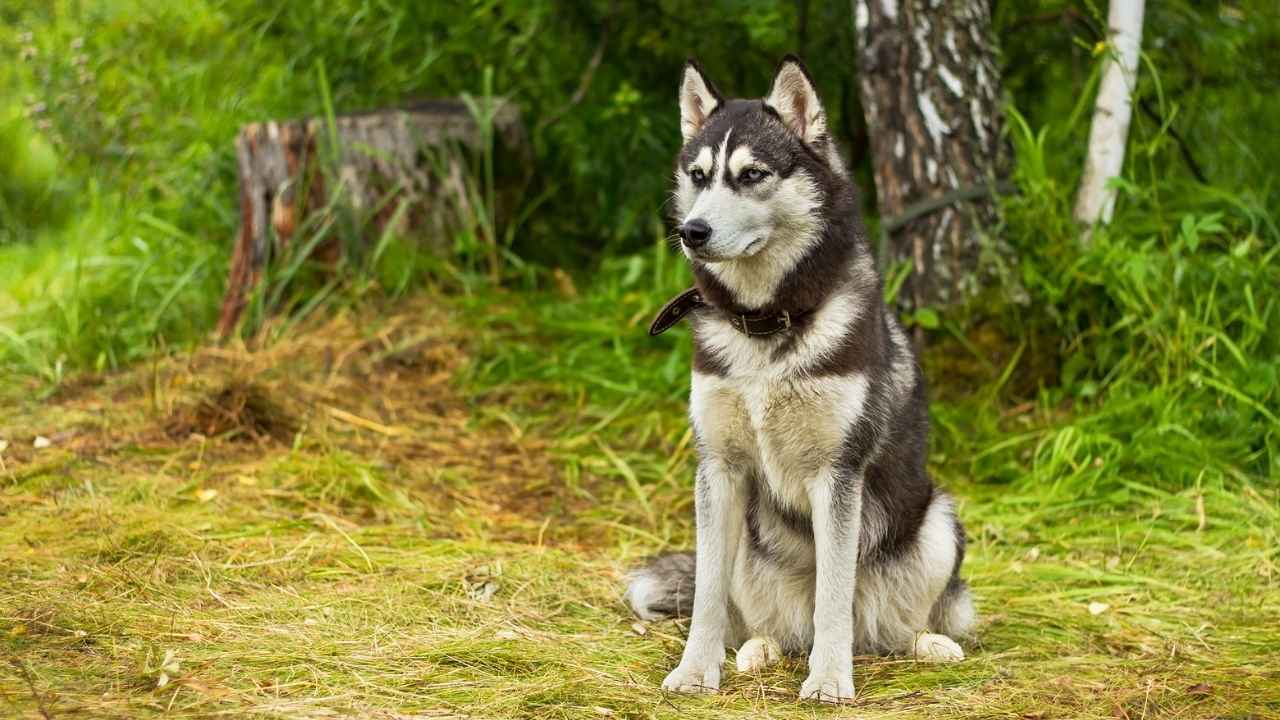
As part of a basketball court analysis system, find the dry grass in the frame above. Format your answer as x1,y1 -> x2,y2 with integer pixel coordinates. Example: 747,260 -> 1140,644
2,298 -> 1278,719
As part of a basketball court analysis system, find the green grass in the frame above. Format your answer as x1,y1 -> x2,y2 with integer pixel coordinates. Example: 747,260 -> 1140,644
3,292 -> 1278,719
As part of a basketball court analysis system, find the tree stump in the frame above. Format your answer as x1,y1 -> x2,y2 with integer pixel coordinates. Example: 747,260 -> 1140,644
217,99 -> 526,337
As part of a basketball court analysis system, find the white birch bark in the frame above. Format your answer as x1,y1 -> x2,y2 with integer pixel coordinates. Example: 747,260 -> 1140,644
1074,0 -> 1146,228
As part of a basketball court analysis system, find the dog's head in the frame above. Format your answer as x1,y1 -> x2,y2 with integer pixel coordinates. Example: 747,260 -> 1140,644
672,56 -> 847,308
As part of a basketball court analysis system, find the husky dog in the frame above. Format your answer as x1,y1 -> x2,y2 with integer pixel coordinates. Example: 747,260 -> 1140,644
625,56 -> 975,704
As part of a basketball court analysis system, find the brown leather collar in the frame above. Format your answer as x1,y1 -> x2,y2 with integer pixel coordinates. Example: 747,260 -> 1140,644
648,287 -> 809,337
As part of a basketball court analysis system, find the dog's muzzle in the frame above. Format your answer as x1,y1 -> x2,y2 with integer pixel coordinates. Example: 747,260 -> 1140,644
678,219 -> 712,249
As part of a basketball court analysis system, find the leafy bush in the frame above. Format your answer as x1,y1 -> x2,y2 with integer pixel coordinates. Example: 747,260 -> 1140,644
0,0 -> 1277,497
0,108 -> 70,243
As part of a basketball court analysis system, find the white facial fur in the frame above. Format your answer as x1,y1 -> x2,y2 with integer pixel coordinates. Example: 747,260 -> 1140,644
674,135 -> 823,309
680,131 -> 772,261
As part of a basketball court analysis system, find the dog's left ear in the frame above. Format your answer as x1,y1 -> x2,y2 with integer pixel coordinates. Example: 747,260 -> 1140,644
765,55 -> 827,145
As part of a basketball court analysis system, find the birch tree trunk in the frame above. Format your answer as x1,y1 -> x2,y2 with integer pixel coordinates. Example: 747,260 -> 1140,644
854,0 -> 1011,310
1074,1 -> 1145,228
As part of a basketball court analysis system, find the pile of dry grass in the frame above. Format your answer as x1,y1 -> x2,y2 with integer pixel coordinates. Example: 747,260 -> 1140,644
1,299 -> 576,542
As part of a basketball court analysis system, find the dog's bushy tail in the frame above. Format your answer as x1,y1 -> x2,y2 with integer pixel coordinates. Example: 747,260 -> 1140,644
624,552 -> 695,620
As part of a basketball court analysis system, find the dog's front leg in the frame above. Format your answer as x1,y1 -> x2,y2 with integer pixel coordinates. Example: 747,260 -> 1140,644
661,459 -> 743,694
800,469 -> 861,704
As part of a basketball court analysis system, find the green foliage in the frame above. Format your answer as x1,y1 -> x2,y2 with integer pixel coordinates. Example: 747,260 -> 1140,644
0,0 -> 1277,497
0,109 -> 70,242
967,41 -> 1280,493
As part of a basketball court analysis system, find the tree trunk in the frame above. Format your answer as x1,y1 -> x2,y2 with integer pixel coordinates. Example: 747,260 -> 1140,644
1074,0 -> 1145,229
854,0 -> 1011,311
217,100 -> 525,338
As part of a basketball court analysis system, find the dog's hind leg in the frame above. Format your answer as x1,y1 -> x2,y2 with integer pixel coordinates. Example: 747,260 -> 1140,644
857,490 -> 976,661
910,498 -> 974,663
928,574 -> 976,640
914,574 -> 974,662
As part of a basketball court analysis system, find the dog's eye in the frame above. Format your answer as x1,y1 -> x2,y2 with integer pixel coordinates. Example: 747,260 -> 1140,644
689,167 -> 706,184
741,168 -> 769,183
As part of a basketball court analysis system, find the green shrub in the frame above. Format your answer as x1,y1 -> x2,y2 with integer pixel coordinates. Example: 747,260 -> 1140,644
0,108 -> 70,242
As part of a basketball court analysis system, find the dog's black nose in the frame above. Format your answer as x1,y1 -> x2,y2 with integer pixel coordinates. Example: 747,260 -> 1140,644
679,219 -> 712,248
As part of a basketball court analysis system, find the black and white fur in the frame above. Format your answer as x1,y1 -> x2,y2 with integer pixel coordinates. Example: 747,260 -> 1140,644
625,57 -> 975,704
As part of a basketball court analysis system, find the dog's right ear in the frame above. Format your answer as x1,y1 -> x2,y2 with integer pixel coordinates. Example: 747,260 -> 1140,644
679,59 -> 723,144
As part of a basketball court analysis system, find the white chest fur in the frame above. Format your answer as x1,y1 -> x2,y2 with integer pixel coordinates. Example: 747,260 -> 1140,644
687,272 -> 877,513
691,370 -> 868,514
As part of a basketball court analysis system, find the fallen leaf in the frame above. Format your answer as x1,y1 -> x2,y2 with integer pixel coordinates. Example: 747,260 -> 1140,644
33,436 -> 52,449
495,629 -> 519,640
196,488 -> 218,502
468,580 -> 500,603
156,649 -> 180,688
464,564 -> 502,603
553,268 -> 578,298
1088,601 -> 1110,615
631,622 -> 648,636
1186,683 -> 1212,697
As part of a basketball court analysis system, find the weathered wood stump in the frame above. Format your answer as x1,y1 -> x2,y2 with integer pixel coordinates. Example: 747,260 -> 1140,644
217,99 -> 525,337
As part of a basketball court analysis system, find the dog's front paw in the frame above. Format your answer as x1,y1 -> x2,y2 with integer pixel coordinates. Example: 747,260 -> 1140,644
799,669 -> 855,704
661,658 -> 723,694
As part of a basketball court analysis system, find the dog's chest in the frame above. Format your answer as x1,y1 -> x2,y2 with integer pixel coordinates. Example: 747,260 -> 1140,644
691,369 -> 867,509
